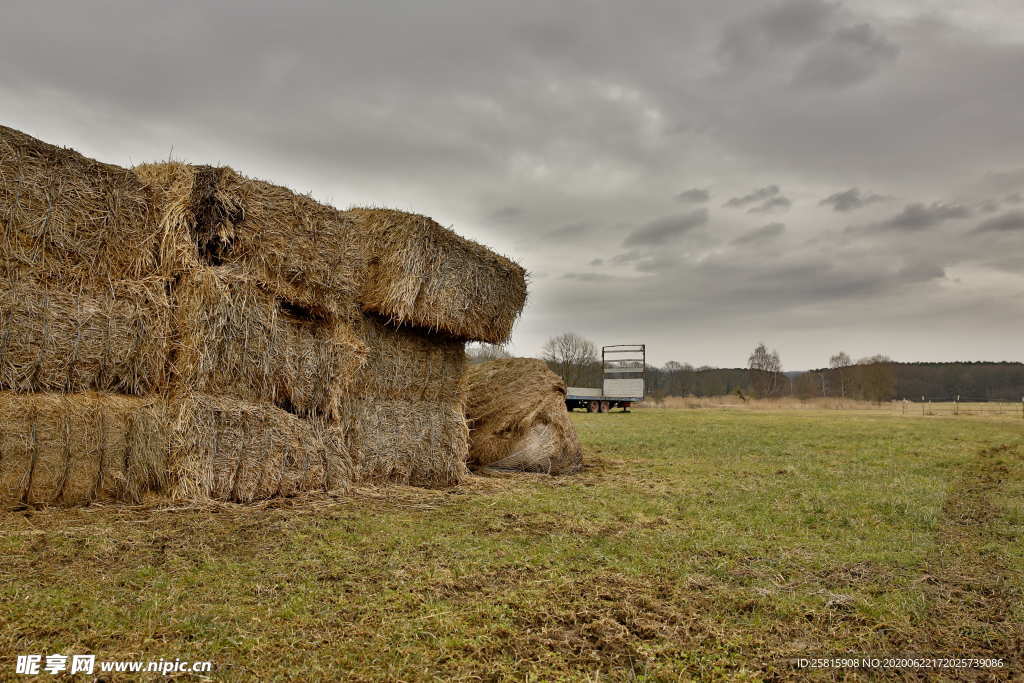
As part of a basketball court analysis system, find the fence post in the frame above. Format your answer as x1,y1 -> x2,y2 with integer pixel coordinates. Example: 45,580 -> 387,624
955,395 -> 959,416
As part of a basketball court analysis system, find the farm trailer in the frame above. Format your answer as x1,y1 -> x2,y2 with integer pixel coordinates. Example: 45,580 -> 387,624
566,344 -> 645,413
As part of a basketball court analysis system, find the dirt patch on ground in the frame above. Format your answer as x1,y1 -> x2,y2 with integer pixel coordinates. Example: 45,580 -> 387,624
477,572 -> 730,677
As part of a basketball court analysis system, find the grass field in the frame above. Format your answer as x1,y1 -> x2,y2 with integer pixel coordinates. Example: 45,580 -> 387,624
2,408 -> 1022,680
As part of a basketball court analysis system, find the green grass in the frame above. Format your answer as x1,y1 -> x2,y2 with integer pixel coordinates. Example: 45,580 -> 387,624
2,409 -> 1022,680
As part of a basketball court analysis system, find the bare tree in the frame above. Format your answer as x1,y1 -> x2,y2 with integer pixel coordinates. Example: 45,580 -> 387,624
466,342 -> 512,364
541,333 -> 598,387
748,343 -> 783,397
829,351 -> 852,397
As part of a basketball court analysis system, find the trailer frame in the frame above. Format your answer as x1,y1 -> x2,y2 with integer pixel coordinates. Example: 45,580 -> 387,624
566,344 -> 645,413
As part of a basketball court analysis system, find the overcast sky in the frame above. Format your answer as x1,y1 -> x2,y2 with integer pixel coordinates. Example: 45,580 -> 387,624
3,0 -> 1022,368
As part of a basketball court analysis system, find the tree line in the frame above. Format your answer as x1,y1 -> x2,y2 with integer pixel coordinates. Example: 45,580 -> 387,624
470,334 -> 1024,403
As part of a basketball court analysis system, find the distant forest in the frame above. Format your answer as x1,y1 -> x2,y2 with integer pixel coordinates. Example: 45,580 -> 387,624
641,361 -> 1024,402
468,335 -> 1024,403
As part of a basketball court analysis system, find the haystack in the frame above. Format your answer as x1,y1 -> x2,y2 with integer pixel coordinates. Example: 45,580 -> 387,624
0,127 -> 529,506
0,392 -> 170,506
134,162 -> 523,489
353,314 -> 466,404
464,358 -> 582,474
135,162 -> 524,489
135,164 -> 528,344
345,399 -> 469,487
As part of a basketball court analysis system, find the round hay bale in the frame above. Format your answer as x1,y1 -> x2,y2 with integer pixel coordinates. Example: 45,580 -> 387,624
464,358 -> 581,474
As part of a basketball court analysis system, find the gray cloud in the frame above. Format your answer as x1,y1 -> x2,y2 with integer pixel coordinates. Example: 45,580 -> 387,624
732,222 -> 785,245
622,209 -> 709,247
549,221 -> 590,239
561,272 -> 614,282
588,257 -> 604,266
718,1 -> 897,90
820,187 -> 888,212
676,187 -> 710,203
878,202 -> 972,231
724,185 -> 780,208
793,23 -> 900,89
633,253 -> 686,274
490,206 -> 524,222
975,211 -> 1024,233
896,261 -> 945,283
610,252 -> 639,266
718,0 -> 836,68
985,168 -> 1024,193
747,196 -> 791,213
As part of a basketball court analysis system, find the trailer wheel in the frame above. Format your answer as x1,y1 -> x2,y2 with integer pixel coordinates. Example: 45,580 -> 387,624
600,401 -> 610,413
586,401 -> 597,413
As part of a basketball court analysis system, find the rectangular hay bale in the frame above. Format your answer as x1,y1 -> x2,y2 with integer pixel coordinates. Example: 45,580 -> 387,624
0,125 -> 161,284
0,276 -> 170,395
353,314 -> 465,404
168,394 -> 352,503
347,398 -> 468,488
171,267 -> 367,419
349,208 -> 527,344
0,392 -> 170,506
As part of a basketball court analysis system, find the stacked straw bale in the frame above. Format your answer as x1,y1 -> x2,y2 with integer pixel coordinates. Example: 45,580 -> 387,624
0,125 -> 161,285
0,392 -> 170,506
464,358 -> 582,474
348,209 -> 527,345
352,314 -> 466,404
167,394 -> 351,503
344,399 -> 469,487
137,164 -> 524,489
0,276 -> 170,396
1,127 -> 174,506
134,162 -> 365,318
1,125 -> 171,398
1,126 -> 527,506
170,266 -> 367,420
344,314 -> 469,486
133,164 -> 527,343
134,162 -> 372,498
